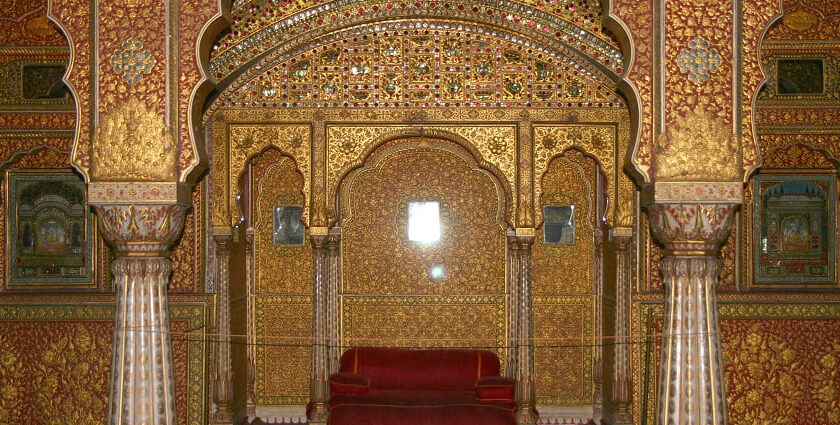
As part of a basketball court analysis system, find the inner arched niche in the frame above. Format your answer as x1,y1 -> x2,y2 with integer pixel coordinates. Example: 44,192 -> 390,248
337,137 -> 507,356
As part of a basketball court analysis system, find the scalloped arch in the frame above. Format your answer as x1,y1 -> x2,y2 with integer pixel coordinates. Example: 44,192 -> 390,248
210,0 -> 624,83
207,18 -> 626,116
336,132 -> 513,228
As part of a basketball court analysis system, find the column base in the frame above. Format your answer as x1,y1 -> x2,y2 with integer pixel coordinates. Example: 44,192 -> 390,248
516,407 -> 537,425
308,402 -> 329,425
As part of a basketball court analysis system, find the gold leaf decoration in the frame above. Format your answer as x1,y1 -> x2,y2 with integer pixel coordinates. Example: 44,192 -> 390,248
783,10 -> 818,31
91,98 -> 177,182
655,110 -> 739,181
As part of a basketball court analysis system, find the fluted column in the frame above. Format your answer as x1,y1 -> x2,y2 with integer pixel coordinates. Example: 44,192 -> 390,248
245,228 -> 257,416
212,230 -> 234,424
610,229 -> 633,425
309,228 -> 331,425
505,232 -> 520,379
326,230 -> 342,374
647,203 -> 736,425
93,200 -> 189,425
592,229 -> 604,413
513,229 -> 536,425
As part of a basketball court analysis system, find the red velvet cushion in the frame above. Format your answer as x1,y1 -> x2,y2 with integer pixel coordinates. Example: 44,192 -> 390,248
475,376 -> 515,401
330,372 -> 370,395
339,348 -> 501,391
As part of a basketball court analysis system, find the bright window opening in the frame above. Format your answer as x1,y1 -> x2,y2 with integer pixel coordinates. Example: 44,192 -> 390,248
408,201 -> 441,244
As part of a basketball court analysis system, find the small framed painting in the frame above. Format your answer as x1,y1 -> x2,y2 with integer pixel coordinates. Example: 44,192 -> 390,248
753,174 -> 835,285
5,170 -> 96,288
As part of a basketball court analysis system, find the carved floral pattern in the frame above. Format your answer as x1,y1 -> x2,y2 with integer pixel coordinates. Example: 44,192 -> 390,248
341,146 -> 506,296
94,204 -> 188,255
252,150 -> 312,294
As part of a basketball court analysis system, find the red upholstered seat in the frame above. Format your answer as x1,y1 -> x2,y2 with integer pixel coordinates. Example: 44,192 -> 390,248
328,348 -> 518,425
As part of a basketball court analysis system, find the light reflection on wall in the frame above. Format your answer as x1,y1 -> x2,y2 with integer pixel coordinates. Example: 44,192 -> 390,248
408,201 -> 441,244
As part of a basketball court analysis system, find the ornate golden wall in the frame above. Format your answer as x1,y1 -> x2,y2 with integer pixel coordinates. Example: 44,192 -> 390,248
250,149 -> 313,405
0,297 -> 210,425
213,107 -> 631,412
340,140 -> 507,356
532,150 -> 599,406
634,298 -> 840,425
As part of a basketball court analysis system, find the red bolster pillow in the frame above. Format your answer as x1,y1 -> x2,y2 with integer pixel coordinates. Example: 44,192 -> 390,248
475,376 -> 515,401
330,372 -> 370,395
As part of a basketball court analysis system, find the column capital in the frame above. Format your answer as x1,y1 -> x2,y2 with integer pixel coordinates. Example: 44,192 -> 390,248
646,203 -> 737,256
89,182 -> 191,256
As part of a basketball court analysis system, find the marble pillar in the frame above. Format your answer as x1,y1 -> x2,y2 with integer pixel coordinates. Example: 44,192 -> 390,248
95,202 -> 189,425
647,203 -> 736,425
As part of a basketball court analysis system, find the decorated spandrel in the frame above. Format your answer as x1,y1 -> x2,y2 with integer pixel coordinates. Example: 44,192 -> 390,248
543,205 -> 575,245
754,174 -> 836,285
6,171 -> 94,288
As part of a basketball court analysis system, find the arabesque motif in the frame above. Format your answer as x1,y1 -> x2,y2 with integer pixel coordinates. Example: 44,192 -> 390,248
91,98 -> 177,182
655,110 -> 739,182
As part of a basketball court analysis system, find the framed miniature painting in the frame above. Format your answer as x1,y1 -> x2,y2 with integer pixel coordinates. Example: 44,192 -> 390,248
753,174 -> 835,285
5,170 -> 96,289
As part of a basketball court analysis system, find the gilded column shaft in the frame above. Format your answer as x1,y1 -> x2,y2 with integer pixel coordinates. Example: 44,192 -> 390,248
611,234 -> 633,424
245,228 -> 257,414
109,257 -> 177,425
514,233 -> 536,425
647,203 -> 735,425
506,234 -> 520,379
593,230 -> 604,410
309,232 -> 331,424
327,233 -> 341,374
212,233 -> 234,424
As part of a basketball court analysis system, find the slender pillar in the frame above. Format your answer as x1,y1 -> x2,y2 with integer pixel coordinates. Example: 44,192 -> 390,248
245,228 -> 257,416
647,203 -> 735,425
212,230 -> 234,424
592,229 -> 605,414
309,229 -> 331,425
326,230 -> 342,374
505,232 -> 520,379
513,229 -> 536,425
94,202 -> 189,425
610,230 -> 633,425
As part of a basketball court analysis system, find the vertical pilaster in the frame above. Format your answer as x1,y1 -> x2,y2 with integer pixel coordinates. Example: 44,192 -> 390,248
593,228 -> 605,415
93,201 -> 189,425
506,232 -> 520,379
212,230 -> 234,424
327,230 -> 342,374
309,229 -> 331,425
610,230 -> 633,425
647,202 -> 736,425
245,228 -> 257,416
513,229 -> 536,425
